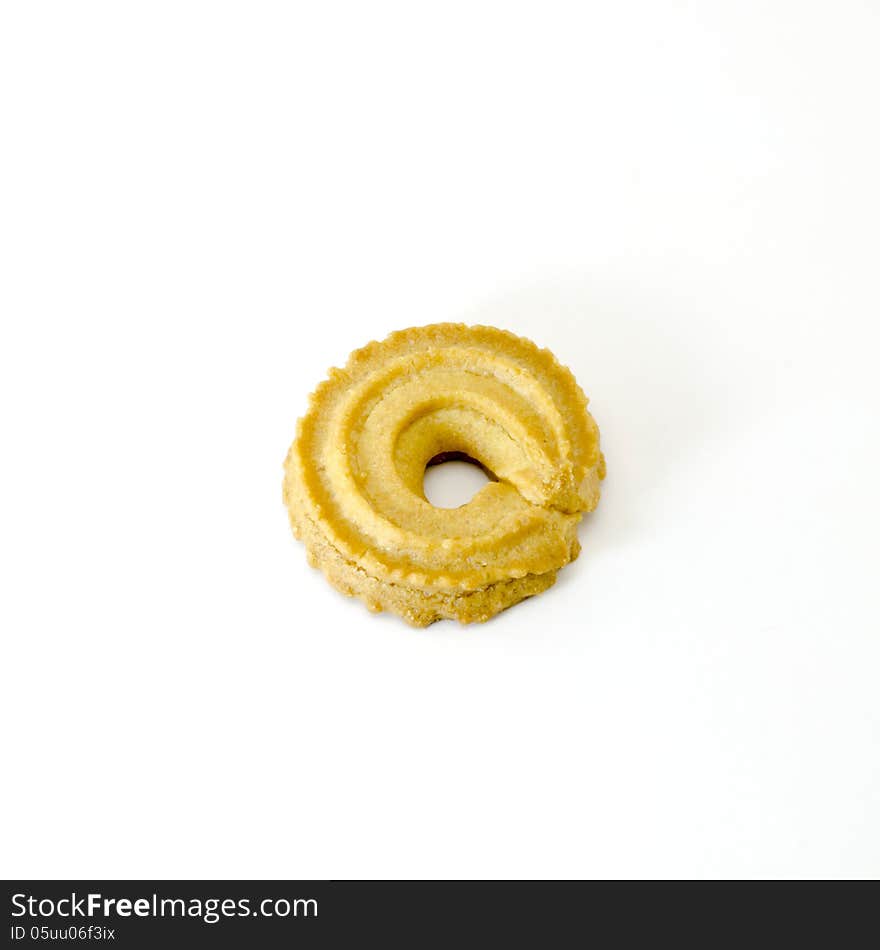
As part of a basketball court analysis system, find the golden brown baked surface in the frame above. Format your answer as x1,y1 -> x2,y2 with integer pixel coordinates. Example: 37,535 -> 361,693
283,324 -> 604,626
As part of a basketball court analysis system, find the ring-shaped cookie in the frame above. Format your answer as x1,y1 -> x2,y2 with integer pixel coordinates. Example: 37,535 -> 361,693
283,324 -> 604,626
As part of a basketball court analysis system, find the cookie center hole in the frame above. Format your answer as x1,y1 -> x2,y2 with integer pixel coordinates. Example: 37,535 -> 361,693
423,453 -> 493,509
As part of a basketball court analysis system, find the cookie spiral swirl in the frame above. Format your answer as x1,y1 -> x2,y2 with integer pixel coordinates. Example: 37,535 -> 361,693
283,324 -> 604,626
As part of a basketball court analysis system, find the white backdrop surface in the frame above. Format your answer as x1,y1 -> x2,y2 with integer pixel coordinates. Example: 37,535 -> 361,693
1,2 -> 878,879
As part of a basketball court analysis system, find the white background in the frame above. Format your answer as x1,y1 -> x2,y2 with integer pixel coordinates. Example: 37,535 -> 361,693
2,1 -> 878,880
